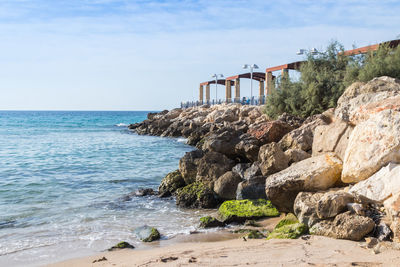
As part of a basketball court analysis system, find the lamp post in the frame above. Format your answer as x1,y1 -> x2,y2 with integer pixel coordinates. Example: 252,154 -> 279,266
296,48 -> 319,55
243,64 -> 259,103
211,74 -> 223,101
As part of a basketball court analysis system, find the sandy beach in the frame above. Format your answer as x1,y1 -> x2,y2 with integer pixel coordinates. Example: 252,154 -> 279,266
48,235 -> 400,267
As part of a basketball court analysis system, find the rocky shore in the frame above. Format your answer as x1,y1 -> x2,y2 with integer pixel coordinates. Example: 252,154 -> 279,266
129,76 -> 400,250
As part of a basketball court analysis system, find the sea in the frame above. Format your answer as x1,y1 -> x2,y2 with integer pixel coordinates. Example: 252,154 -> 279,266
0,111 -> 210,266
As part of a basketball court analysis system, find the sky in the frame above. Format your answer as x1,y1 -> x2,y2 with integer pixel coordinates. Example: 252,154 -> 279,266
0,0 -> 399,111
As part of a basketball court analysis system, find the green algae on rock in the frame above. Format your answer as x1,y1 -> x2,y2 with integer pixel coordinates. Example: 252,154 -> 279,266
108,241 -> 135,251
158,170 -> 186,197
176,182 -> 218,208
134,225 -> 161,242
218,199 -> 279,223
199,216 -> 225,228
267,213 -> 307,240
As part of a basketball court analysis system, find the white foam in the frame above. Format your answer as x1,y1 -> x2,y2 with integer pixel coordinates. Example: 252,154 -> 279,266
176,138 -> 187,143
115,123 -> 128,127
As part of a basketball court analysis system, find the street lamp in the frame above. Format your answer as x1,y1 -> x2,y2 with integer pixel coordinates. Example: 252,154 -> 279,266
243,64 -> 259,101
296,48 -> 319,55
211,74 -> 223,101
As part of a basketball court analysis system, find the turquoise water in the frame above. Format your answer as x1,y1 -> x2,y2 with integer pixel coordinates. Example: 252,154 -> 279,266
0,111 -> 205,266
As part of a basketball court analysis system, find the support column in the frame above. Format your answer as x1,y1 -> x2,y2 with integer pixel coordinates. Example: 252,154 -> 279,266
234,78 -> 240,102
225,80 -> 232,103
281,68 -> 289,79
205,84 -> 210,102
266,72 -> 274,96
259,79 -> 264,104
199,85 -> 204,102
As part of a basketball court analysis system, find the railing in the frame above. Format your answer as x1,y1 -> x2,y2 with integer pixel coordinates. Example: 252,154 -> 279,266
181,96 -> 266,109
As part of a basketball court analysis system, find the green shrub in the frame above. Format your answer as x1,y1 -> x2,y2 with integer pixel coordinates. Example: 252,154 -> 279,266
264,40 -> 400,119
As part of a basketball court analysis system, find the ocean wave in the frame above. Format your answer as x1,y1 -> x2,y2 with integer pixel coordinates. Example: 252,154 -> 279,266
176,138 -> 187,143
115,123 -> 128,127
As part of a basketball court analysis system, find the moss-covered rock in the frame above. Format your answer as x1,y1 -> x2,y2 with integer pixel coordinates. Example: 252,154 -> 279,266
267,213 -> 307,240
218,199 -> 280,223
199,216 -> 225,228
176,182 -> 218,208
134,225 -> 161,242
267,223 -> 307,240
274,213 -> 299,229
108,241 -> 135,251
232,229 -> 267,239
158,170 -> 186,197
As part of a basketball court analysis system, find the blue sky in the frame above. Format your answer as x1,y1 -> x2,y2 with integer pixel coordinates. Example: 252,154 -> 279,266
0,0 -> 399,110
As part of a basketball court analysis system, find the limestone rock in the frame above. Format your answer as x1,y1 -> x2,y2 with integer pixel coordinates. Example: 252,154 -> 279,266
234,134 -> 261,162
158,170 -> 186,197
231,163 -> 251,179
202,131 -> 241,158
310,211 -> 375,241
294,192 -> 325,228
279,114 -> 329,152
243,162 -> 262,180
349,163 -> 400,203
258,142 -> 289,176
335,76 -> 400,125
312,119 -> 353,161
316,191 -> 354,219
277,113 -> 304,128
213,171 -> 243,200
284,148 -> 311,165
196,151 -> 235,184
236,176 -> 267,200
179,150 -> 204,184
247,120 -> 293,144
265,153 -> 343,212
341,110 -> 400,183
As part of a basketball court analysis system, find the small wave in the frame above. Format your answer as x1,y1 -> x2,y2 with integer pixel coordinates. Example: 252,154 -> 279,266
176,138 -> 187,143
115,123 -> 128,127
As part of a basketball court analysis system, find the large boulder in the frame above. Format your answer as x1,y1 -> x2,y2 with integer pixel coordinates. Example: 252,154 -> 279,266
202,131 -> 241,158
294,192 -> 325,228
310,211 -> 375,241
213,171 -> 243,200
284,148 -> 311,165
196,151 -> 235,184
279,114 -> 329,153
258,142 -> 289,176
158,170 -> 186,197
316,191 -> 354,219
179,150 -> 204,184
312,119 -> 354,161
349,163 -> 400,203
341,110 -> 400,183
175,182 -> 218,208
218,199 -> 279,223
247,120 -> 293,144
243,162 -> 262,180
234,134 -> 261,162
265,153 -> 343,212
335,76 -> 400,125
236,176 -> 267,200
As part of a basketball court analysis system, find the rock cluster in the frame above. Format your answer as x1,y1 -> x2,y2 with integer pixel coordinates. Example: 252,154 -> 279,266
130,76 -> 400,243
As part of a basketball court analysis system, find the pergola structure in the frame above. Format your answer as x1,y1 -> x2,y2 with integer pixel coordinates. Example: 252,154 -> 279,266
342,39 -> 400,56
224,72 -> 266,102
199,79 -> 234,102
265,61 -> 304,96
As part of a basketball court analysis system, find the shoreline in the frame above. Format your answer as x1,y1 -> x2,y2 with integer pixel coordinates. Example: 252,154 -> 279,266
48,235 -> 400,267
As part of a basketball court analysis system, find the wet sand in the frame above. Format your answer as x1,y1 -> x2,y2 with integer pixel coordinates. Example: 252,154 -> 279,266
47,216 -> 400,267
47,235 -> 400,267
